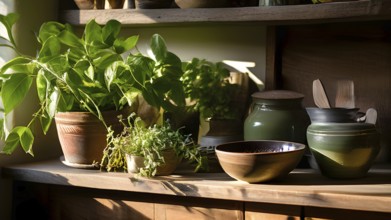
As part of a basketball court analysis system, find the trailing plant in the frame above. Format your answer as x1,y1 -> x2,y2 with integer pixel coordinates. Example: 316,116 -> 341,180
106,114 -> 207,177
182,58 -> 240,120
0,13 -> 185,156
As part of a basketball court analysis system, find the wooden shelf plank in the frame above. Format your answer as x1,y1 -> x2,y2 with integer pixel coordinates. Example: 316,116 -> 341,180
59,1 -> 391,26
2,159 -> 391,214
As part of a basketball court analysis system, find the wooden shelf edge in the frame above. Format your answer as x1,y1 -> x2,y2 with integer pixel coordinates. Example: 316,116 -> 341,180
59,1 -> 391,27
2,159 -> 391,214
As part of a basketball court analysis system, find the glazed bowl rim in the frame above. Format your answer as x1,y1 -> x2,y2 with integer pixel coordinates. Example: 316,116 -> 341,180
215,140 -> 306,156
307,122 -> 377,135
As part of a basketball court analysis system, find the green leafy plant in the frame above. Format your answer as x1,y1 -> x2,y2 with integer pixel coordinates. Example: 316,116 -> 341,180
182,58 -> 239,120
0,13 -> 185,156
107,114 -> 207,177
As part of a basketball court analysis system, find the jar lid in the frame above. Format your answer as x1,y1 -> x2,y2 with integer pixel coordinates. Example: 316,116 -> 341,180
251,90 -> 304,100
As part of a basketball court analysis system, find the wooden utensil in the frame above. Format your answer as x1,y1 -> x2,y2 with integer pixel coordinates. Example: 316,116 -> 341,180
335,80 -> 355,108
313,79 -> 331,108
365,108 -> 377,124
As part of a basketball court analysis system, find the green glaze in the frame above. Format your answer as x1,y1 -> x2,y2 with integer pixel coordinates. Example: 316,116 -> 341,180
244,90 -> 310,144
307,122 -> 380,179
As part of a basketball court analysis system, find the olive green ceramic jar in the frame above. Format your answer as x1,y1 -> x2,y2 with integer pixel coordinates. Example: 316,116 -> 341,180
307,122 -> 380,179
244,90 -> 310,144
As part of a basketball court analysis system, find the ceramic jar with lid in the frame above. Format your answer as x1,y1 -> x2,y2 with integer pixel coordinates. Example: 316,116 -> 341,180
244,90 -> 310,144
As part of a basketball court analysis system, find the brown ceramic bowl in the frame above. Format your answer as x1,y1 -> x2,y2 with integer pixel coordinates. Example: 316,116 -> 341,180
215,140 -> 306,183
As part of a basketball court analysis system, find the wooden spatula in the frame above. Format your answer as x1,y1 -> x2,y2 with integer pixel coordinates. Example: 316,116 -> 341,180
365,108 -> 377,124
335,80 -> 355,108
313,79 -> 331,108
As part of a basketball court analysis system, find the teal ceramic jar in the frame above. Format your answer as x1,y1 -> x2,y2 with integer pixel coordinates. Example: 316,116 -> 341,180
244,90 -> 310,144
307,122 -> 380,179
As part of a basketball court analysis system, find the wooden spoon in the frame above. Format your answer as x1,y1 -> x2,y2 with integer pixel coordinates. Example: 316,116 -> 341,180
365,108 -> 377,124
313,79 -> 331,108
335,80 -> 355,108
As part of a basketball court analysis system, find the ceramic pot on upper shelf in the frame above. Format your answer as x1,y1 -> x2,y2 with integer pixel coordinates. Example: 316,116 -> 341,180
174,0 -> 230,8
108,0 -> 126,8
244,90 -> 310,145
73,0 -> 105,9
135,0 -> 174,8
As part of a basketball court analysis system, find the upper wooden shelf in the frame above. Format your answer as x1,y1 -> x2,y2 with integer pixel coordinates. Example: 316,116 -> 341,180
59,0 -> 391,27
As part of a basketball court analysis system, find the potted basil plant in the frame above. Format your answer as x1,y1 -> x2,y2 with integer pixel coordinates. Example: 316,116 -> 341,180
182,58 -> 242,137
181,58 -> 244,171
0,13 -> 185,167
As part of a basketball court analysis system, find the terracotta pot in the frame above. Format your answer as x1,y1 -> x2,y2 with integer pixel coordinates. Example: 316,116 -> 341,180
135,0 -> 174,9
73,0 -> 105,9
175,0 -> 230,8
126,150 -> 182,175
55,109 -> 129,166
108,0 -> 126,8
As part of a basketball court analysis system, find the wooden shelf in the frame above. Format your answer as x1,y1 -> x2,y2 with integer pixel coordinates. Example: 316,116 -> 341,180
2,159 -> 391,214
59,1 -> 391,26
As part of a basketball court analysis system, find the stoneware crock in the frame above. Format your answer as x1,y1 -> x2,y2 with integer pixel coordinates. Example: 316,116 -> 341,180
307,122 -> 380,179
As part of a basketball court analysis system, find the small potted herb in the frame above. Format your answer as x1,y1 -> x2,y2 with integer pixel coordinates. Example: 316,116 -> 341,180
107,114 -> 207,177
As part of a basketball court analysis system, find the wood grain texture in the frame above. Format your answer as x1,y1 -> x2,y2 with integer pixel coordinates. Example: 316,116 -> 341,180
59,1 -> 391,26
155,199 -> 243,220
24,183 -> 243,220
245,202 -> 301,220
2,159 -> 391,214
304,206 -> 391,220
50,191 -> 155,220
